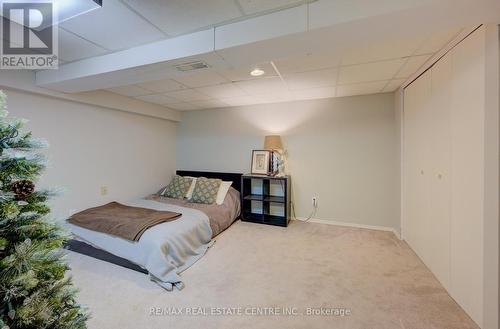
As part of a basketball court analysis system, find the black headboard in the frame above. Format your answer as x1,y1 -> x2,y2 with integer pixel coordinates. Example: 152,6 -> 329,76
176,170 -> 243,193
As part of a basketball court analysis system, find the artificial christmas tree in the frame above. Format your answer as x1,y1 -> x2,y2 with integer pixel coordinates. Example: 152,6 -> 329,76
0,91 -> 88,329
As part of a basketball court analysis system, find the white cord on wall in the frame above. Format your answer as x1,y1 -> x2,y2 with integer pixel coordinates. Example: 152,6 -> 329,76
282,178 -> 317,222
291,200 -> 317,222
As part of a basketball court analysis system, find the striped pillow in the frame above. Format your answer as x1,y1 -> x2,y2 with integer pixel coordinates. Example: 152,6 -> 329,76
162,175 -> 193,199
190,177 -> 222,204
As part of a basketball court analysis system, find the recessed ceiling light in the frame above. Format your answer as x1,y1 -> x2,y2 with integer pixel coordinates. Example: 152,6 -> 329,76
250,68 -> 265,77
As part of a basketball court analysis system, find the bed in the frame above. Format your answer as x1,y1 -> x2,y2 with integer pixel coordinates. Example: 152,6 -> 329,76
65,171 -> 242,291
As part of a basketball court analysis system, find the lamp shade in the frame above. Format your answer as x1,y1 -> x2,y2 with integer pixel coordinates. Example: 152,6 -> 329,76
264,135 -> 283,150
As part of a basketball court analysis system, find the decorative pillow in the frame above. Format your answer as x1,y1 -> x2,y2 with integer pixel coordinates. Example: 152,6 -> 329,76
185,177 -> 197,199
215,181 -> 232,205
162,175 -> 193,199
190,177 -> 222,204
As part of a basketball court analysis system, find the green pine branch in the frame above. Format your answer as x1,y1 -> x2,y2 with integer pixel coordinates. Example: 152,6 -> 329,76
0,90 -> 88,328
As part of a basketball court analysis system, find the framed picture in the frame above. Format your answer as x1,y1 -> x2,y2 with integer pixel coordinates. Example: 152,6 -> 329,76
251,150 -> 271,175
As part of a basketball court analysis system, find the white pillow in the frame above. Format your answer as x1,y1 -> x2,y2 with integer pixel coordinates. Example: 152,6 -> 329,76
216,181 -> 232,205
185,177 -> 197,199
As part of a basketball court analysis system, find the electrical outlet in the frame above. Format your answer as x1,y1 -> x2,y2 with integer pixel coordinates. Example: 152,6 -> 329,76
100,186 -> 108,196
312,197 -> 318,208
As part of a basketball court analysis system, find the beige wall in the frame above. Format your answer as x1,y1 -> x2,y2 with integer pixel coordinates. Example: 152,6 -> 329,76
3,89 -> 177,220
177,93 -> 399,231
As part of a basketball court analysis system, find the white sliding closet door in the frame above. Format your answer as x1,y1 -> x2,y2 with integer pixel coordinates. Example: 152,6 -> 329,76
427,54 -> 452,291
403,27 -> 485,327
449,29 -> 484,325
403,57 -> 452,291
403,71 -> 432,265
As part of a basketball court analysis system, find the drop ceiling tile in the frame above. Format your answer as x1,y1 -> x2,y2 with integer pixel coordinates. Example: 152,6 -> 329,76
189,99 -> 229,109
338,59 -> 405,85
336,81 -> 388,98
255,92 -> 295,104
341,36 -> 426,65
196,83 -> 248,98
134,94 -> 179,105
308,0 -> 434,30
166,89 -> 213,102
107,85 -> 152,97
122,0 -> 241,36
383,79 -> 406,92
220,96 -> 261,107
167,102 -> 202,111
234,77 -> 288,95
236,0 -> 305,15
136,79 -> 187,93
292,87 -> 336,100
173,71 -> 229,88
416,28 -> 462,55
57,28 -> 108,62
283,68 -> 337,90
218,63 -> 277,82
274,53 -> 341,74
396,55 -> 431,79
60,0 -> 165,51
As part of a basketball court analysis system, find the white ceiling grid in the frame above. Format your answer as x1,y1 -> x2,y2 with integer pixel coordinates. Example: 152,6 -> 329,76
21,0 -> 471,110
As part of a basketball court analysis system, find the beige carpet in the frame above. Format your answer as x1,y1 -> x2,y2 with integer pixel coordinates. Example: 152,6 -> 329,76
67,220 -> 479,329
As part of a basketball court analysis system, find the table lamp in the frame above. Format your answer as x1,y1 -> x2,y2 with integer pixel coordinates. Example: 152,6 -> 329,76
264,135 -> 284,176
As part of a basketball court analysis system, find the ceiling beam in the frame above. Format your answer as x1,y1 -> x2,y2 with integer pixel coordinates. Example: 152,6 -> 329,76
1,70 -> 180,122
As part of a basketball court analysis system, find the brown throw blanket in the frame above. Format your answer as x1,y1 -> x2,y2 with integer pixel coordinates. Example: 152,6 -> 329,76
68,202 -> 182,241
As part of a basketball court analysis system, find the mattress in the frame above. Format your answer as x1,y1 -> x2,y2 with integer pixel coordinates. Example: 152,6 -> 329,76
67,199 -> 213,291
67,186 -> 240,291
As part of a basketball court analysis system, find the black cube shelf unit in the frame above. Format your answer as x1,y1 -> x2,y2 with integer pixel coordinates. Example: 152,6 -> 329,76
241,174 -> 291,227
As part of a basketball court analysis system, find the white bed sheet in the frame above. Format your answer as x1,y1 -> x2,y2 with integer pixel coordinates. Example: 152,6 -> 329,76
66,199 -> 213,291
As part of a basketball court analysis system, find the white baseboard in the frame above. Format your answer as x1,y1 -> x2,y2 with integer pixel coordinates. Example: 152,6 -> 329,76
293,217 -> 401,239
